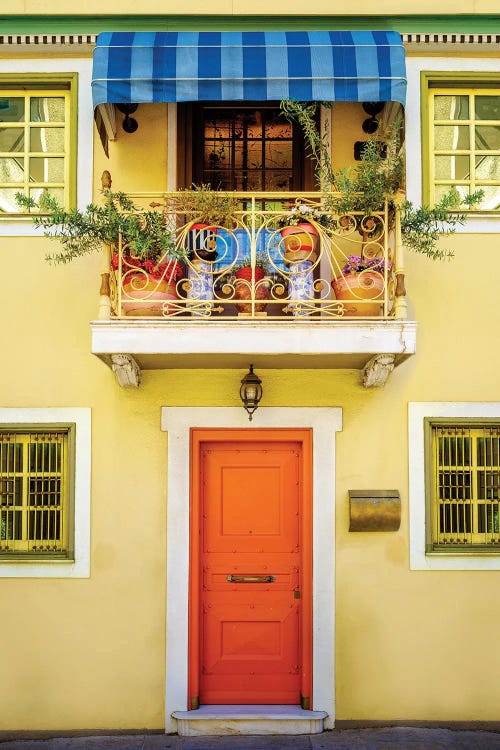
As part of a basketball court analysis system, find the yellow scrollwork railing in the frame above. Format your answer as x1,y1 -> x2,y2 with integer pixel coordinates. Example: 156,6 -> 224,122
104,192 -> 404,321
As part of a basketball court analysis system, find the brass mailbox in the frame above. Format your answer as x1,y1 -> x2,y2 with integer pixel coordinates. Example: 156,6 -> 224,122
348,490 -> 401,532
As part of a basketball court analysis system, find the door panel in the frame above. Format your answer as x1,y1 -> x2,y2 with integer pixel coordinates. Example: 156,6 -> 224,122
200,440 -> 302,704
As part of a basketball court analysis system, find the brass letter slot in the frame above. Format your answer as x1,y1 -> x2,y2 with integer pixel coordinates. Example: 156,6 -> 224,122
227,575 -> 275,583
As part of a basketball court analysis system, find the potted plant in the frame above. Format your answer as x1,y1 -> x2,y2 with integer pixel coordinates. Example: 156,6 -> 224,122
15,190 -> 187,316
332,254 -> 391,317
174,184 -> 239,261
280,99 -> 484,260
275,202 -> 334,264
228,251 -> 273,315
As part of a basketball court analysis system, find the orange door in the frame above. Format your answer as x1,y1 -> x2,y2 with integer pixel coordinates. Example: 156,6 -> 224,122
192,433 -> 310,705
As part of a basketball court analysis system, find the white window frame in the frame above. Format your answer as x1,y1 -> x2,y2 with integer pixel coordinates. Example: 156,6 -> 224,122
0,57 -> 93,237
0,408 -> 91,578
409,402 -> 500,570
405,56 -> 500,234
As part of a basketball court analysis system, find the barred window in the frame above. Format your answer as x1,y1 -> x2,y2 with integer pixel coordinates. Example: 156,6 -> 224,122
0,86 -> 72,214
429,424 -> 500,551
426,83 -> 500,211
0,429 -> 73,559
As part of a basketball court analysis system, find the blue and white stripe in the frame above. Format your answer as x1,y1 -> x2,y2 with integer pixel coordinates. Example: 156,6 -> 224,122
92,30 -> 406,107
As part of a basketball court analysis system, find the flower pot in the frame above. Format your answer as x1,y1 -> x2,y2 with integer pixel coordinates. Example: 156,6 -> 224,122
187,224 -> 218,261
331,270 -> 384,317
186,258 -> 214,315
234,266 -> 270,314
287,260 -> 315,317
122,271 -> 180,316
280,223 -> 319,263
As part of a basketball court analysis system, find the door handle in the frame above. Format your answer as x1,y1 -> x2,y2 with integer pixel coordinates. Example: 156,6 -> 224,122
226,574 -> 275,583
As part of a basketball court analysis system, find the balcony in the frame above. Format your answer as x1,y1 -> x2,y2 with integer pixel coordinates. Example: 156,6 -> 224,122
90,192 -> 416,386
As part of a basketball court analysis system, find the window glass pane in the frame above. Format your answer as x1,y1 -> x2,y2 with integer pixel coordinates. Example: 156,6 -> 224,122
435,154 -> 471,180
475,124 -> 500,151
475,96 -> 500,121
435,184 -> 470,206
0,157 -> 24,183
29,186 -> 65,208
434,95 -> 469,120
0,188 -> 25,212
475,155 -> 500,181
30,127 -> 65,153
434,125 -> 469,150
30,97 -> 65,123
0,97 -> 25,123
474,185 -> 500,210
0,127 -> 24,152
29,157 -> 64,183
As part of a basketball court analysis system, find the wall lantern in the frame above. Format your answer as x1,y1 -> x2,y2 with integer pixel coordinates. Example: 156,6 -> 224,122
240,364 -> 263,421
116,103 -> 139,133
361,101 -> 385,134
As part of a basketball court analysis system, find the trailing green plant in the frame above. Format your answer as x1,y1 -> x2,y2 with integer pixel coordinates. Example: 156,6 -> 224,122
280,100 -> 334,189
15,190 -> 185,266
280,99 -> 484,259
174,184 -> 239,227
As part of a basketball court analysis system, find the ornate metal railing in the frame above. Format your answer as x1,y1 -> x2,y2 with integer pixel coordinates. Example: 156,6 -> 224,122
98,192 -> 407,321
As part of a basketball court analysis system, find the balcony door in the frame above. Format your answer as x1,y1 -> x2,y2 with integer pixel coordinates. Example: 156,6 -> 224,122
177,102 -> 314,191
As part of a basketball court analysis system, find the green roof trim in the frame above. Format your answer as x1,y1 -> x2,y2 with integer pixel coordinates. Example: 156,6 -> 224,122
1,14 -> 500,34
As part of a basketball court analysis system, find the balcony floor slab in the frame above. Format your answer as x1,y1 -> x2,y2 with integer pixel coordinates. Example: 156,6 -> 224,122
90,319 -> 416,372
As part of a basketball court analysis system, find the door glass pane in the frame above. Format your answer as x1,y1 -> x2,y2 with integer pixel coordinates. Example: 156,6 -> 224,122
434,95 -> 469,120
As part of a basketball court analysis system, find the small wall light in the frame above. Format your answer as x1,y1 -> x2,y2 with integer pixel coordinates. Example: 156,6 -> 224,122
240,364 -> 263,421
116,103 -> 139,133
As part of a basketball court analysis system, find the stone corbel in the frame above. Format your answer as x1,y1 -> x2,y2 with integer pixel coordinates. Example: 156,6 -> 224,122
362,354 -> 396,388
111,354 -> 142,388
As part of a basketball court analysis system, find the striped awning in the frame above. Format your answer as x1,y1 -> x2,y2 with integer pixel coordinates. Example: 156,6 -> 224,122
92,30 -> 407,108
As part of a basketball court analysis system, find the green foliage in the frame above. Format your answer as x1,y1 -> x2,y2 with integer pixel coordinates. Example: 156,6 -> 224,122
280,99 -> 483,260
280,100 -> 335,189
400,189 -> 484,260
15,191 -> 183,265
329,134 -> 403,216
175,184 -> 239,227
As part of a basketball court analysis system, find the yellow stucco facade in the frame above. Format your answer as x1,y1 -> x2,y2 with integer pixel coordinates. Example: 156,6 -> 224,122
0,3 -> 499,734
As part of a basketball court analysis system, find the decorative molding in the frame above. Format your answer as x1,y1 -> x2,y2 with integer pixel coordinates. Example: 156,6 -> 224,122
0,32 -> 499,52
362,353 -> 396,387
111,353 -> 141,388
402,32 -> 500,46
0,34 -> 96,51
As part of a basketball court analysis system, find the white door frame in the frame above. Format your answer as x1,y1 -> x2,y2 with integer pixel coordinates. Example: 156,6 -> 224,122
161,406 -> 342,732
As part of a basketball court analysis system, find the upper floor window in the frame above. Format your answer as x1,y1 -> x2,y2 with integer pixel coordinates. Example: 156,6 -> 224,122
0,75 -> 76,215
424,75 -> 500,211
